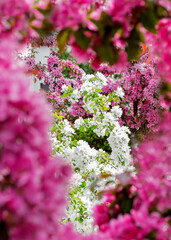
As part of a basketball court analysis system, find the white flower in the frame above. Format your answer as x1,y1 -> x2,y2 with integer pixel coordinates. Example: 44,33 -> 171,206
72,89 -> 81,100
61,84 -> 68,92
74,117 -> 84,129
95,72 -> 107,86
83,74 -> 95,81
115,86 -> 124,98
111,105 -> 123,118
61,119 -> 75,136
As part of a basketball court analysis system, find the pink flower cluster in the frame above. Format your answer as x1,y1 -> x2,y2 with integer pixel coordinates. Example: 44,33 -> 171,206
108,0 -> 145,34
0,0 -> 33,39
146,18 -> 171,84
0,39 -> 72,240
133,111 -> 171,214
49,0 -> 171,72
51,0 -> 95,30
27,52 -> 85,116
101,54 -> 161,135
0,0 -> 55,41
120,55 -> 161,131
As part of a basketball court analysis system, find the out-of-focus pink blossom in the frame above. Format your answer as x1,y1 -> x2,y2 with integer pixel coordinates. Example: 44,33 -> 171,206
0,39 -> 72,240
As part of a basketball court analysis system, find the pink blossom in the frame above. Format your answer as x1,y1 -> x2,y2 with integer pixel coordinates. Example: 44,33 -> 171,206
0,39 -> 72,240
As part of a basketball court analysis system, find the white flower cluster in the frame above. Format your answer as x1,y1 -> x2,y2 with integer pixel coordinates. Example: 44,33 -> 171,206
81,72 -> 107,92
51,73 -> 133,233
74,108 -> 130,166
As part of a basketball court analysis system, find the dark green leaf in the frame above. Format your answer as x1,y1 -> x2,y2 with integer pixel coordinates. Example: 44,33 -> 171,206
120,198 -> 134,214
57,27 -> 72,52
35,2 -> 52,17
94,43 -> 119,65
155,5 -> 169,18
32,19 -> 54,36
140,8 -> 157,33
126,27 -> 144,62
99,12 -> 113,25
74,28 -> 91,50
145,230 -> 157,240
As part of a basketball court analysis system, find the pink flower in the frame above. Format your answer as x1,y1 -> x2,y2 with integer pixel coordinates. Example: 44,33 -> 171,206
0,39 -> 72,240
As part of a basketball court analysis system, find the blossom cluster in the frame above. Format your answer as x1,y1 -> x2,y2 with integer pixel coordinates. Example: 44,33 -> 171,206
26,34 -> 162,139
51,73 -> 132,232
0,39 -> 72,240
100,53 -> 161,139
51,0 -> 171,71
119,54 -> 161,134
24,47 -> 84,113
145,17 -> 171,84
0,0 -> 55,41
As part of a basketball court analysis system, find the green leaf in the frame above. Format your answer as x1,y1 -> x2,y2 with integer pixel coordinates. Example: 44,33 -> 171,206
111,24 -> 122,37
99,12 -> 113,26
58,135 -> 62,141
90,19 -> 104,36
74,197 -> 81,202
80,181 -> 86,188
140,8 -> 157,33
94,43 -> 119,65
31,19 -> 54,36
78,217 -> 84,223
145,230 -> 157,240
62,92 -> 68,98
57,27 -> 72,52
95,89 -> 103,93
74,28 -> 91,50
91,125 -> 97,130
156,5 -> 169,18
84,95 -> 89,103
74,167 -> 80,172
83,91 -> 87,96
126,27 -> 145,62
105,131 -> 109,137
89,12 -> 115,37
35,2 -> 52,17
39,19 -> 54,35
120,198 -> 134,214
58,115 -> 65,120
68,85 -> 74,91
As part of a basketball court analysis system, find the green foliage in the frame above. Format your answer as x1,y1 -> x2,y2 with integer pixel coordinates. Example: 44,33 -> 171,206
140,7 -> 157,33
73,128 -> 111,153
57,27 -> 73,52
126,27 -> 145,61
78,62 -> 94,74
62,85 -> 74,98
94,42 -> 119,65
74,28 -> 91,50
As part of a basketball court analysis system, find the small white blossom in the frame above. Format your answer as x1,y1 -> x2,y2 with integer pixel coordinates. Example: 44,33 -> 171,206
74,117 -> 85,129
115,86 -> 125,98
61,84 -> 68,92
111,105 -> 123,118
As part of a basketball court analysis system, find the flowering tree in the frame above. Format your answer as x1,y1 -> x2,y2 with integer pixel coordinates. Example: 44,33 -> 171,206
23,37 -> 164,231
50,72 -> 132,232
0,0 -> 171,240
25,41 -> 161,139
